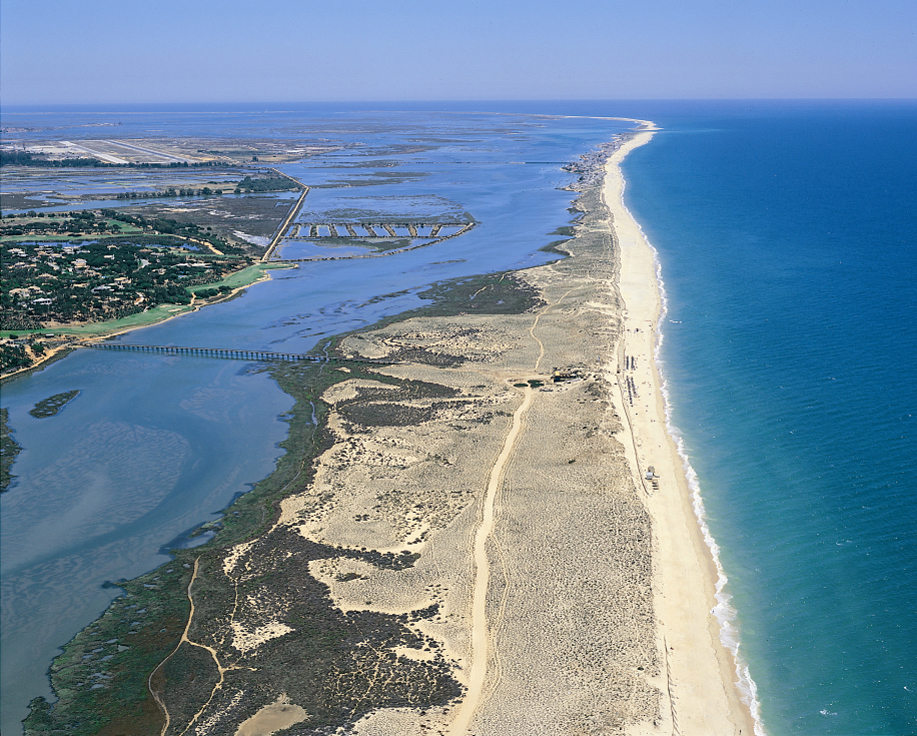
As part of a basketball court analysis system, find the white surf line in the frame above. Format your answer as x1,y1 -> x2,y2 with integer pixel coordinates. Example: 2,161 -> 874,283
447,385 -> 534,735
606,125 -> 764,736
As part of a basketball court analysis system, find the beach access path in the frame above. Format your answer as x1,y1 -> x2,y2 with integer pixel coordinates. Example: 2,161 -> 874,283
604,128 -> 759,736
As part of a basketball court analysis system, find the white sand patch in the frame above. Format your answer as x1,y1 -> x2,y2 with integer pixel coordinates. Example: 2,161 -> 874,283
322,378 -> 398,404
349,706 -> 452,736
233,230 -> 270,247
230,620 -> 293,654
223,539 -> 256,576
234,694 -> 308,736
392,645 -> 436,662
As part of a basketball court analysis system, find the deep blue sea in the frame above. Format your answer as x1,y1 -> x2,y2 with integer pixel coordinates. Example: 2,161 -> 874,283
2,100 -> 915,736
619,100 -> 917,736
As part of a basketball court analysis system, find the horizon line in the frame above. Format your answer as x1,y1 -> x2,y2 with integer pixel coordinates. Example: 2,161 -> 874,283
3,96 -> 916,112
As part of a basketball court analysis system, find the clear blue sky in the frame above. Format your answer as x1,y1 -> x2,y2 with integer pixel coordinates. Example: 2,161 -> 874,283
2,0 -> 914,105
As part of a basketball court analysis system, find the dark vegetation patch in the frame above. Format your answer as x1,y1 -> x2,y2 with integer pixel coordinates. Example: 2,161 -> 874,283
235,175 -> 299,194
25,561 -> 194,736
23,360 -> 460,735
1,340 -> 35,370
343,377 -> 459,405
418,272 -> 545,317
339,396 -> 475,431
1,151 -> 108,168
156,644 -> 220,730
29,389 -> 80,418
0,151 -> 230,169
382,344 -> 466,367
169,529 -> 455,732
1,407 -> 22,493
541,223 -> 577,256
0,192 -> 56,210
335,377 -> 462,429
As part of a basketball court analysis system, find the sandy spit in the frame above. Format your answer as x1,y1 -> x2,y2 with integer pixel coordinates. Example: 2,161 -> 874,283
279,126 -> 756,734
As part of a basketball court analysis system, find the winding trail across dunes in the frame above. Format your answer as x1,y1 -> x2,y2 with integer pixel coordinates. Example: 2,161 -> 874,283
447,385 -> 534,735
149,557 -> 249,736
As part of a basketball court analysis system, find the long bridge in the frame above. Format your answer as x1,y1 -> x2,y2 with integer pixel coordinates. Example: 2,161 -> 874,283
83,342 -> 386,364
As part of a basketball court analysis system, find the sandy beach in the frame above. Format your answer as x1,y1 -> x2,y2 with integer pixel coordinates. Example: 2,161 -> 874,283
604,128 -> 759,735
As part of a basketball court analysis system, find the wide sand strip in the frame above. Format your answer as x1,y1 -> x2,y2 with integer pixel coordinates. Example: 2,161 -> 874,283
298,128 -> 756,735
605,128 -> 759,735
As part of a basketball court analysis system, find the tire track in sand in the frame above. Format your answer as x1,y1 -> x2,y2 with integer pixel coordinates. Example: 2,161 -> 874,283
447,384 -> 534,735
446,284 -> 576,733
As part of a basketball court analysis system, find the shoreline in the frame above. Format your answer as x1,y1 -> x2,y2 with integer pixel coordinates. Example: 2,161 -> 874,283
604,128 -> 764,735
0,262 -> 293,383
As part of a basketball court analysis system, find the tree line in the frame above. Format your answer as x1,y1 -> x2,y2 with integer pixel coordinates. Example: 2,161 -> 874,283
0,151 -> 234,169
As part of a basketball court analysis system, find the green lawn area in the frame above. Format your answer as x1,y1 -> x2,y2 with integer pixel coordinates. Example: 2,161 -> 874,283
191,261 -> 293,292
1,263 -> 295,339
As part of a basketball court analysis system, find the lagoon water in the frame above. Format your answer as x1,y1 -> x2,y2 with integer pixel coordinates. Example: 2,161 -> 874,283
0,107 -> 631,734
2,101 -> 915,735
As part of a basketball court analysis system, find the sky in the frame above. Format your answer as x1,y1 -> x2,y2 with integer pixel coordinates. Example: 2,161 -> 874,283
1,0 -> 915,106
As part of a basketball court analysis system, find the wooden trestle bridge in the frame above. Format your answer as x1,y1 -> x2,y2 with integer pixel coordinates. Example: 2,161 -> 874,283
83,342 -> 386,364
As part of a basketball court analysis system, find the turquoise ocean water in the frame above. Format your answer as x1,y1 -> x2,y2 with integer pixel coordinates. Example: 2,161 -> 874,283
1,101 -> 914,735
618,100 -> 917,735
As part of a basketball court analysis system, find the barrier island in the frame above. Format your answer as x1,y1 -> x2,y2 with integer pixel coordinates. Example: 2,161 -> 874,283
18,124 -> 755,736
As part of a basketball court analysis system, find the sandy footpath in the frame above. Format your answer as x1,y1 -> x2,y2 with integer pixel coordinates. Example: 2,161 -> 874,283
605,128 -> 759,736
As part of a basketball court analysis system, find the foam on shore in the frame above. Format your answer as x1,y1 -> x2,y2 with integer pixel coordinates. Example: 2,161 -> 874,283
646,216 -> 766,735
605,124 -> 766,736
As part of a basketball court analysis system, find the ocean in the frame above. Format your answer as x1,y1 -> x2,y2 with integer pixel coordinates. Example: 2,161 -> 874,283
1,100 -> 915,735
620,100 -> 917,735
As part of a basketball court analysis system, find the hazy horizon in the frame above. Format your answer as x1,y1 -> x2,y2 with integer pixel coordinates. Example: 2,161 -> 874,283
2,0 -> 914,107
